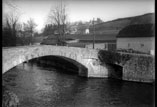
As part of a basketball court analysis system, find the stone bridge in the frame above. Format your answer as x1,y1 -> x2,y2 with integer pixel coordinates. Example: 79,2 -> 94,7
3,45 -> 155,83
3,45 -> 108,78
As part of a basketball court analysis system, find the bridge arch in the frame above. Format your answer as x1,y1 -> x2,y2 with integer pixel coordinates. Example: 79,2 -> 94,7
28,55 -> 88,76
105,63 -> 123,80
3,45 -> 108,77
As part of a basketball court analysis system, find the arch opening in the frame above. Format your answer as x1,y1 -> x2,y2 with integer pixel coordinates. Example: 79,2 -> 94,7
106,63 -> 123,80
2,55 -> 89,107
25,55 -> 88,76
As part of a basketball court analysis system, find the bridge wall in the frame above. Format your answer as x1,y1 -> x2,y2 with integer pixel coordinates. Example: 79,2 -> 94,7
98,50 -> 155,83
3,45 -> 154,83
122,55 -> 155,83
3,45 -> 108,78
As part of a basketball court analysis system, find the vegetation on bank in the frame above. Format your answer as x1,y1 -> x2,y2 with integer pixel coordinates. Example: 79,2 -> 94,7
98,50 -> 154,66
98,50 -> 132,65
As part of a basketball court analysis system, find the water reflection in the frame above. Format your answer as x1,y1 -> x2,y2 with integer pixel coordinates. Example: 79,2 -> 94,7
3,62 -> 155,107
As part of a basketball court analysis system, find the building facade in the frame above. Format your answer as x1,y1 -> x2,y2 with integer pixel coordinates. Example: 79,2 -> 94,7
85,43 -> 116,51
117,37 -> 155,54
116,24 -> 155,55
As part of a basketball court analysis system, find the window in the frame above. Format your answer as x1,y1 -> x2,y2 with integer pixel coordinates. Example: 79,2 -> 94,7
141,44 -> 144,47
104,44 -> 106,49
128,43 -> 130,47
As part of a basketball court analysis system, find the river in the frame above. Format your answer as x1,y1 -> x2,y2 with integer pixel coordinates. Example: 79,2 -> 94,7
3,61 -> 155,107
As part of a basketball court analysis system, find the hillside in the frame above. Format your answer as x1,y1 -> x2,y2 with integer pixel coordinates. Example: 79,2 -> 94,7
89,13 -> 155,34
41,13 -> 154,44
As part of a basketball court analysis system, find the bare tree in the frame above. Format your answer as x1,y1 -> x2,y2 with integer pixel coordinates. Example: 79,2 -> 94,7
3,0 -> 22,46
3,12 -> 20,46
23,18 -> 37,45
48,3 -> 68,44
6,13 -> 19,30
27,18 -> 37,32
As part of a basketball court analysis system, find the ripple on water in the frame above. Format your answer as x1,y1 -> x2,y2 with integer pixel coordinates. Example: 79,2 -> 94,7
2,62 -> 155,107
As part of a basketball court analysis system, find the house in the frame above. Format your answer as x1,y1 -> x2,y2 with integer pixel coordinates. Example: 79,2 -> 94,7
116,24 -> 155,55
85,28 -> 89,34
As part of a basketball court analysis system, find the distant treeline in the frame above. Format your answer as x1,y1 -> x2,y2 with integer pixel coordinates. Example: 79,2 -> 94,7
2,27 -> 39,47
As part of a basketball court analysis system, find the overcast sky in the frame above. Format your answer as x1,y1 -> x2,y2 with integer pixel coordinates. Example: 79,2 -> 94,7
3,0 -> 155,33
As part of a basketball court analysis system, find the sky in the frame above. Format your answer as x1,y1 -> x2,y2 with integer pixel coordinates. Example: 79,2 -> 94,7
3,0 -> 155,33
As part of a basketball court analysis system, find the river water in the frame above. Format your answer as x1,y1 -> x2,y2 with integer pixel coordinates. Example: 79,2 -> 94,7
3,62 -> 155,107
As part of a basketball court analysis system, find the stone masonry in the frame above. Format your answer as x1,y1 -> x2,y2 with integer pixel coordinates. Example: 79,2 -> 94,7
3,45 -> 108,78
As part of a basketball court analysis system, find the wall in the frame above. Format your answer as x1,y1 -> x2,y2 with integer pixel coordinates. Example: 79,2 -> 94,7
85,43 -> 105,49
98,50 -> 155,83
66,39 -> 79,43
117,37 -> 155,53
123,55 -> 155,83
85,43 -> 116,51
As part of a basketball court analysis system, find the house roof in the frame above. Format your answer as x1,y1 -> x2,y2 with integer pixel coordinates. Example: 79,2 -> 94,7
117,24 -> 155,38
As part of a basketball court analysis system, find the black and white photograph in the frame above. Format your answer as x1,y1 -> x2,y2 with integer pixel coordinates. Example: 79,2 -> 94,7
2,0 -> 155,107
